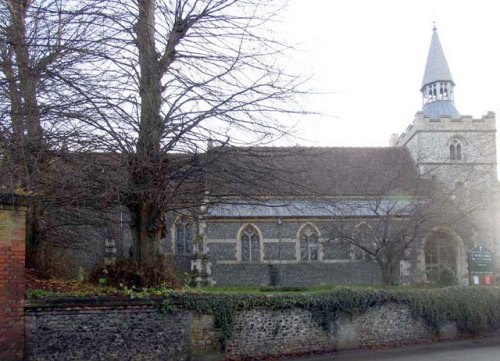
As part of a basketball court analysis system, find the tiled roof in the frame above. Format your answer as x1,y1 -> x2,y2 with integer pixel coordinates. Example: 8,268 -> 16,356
207,197 -> 420,218
205,146 -> 421,198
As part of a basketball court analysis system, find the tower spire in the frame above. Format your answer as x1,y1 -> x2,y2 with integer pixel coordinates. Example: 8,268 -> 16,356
420,26 -> 460,119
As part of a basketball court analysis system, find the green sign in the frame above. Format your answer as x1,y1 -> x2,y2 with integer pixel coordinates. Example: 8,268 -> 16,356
468,245 -> 494,285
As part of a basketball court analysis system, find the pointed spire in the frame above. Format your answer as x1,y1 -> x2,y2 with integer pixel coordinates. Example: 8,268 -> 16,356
421,26 -> 454,90
420,26 -> 460,119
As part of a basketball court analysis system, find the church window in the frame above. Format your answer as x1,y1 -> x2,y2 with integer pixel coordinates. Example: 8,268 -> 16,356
176,217 -> 193,254
240,225 -> 260,262
424,231 -> 457,284
351,222 -> 375,260
449,139 -> 463,161
449,144 -> 455,160
299,224 -> 319,261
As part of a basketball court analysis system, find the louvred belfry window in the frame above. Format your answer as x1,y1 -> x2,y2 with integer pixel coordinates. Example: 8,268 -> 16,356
450,139 -> 462,161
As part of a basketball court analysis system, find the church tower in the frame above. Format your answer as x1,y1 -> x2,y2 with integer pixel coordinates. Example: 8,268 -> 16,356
396,26 -> 498,272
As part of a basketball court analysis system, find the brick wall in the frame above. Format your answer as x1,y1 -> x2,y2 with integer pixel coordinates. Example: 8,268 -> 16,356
0,205 -> 26,361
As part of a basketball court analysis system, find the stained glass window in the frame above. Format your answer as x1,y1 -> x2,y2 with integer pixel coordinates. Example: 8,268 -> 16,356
299,224 -> 319,261
352,223 -> 376,260
240,225 -> 260,262
176,217 -> 193,254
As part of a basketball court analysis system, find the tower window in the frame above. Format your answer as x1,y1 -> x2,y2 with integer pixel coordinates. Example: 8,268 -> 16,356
450,144 -> 455,160
449,139 -> 463,161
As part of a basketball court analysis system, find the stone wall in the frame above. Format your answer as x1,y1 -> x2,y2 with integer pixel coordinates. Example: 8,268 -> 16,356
24,298 -> 460,361
397,111 -> 498,261
224,303 -> 441,360
0,203 -> 26,361
25,299 -> 194,361
201,219 -> 381,286
211,262 -> 381,286
225,308 -> 333,359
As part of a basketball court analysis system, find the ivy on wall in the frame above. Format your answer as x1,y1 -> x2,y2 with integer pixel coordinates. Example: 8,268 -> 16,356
27,287 -> 500,349
161,287 -> 500,347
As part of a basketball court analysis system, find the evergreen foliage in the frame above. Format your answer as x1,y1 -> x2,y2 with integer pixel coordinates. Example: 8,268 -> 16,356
161,287 -> 500,346
27,286 -> 500,348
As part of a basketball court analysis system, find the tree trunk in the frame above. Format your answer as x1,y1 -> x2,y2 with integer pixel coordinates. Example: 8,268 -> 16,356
136,0 -> 163,157
128,0 -> 166,263
9,0 -> 44,160
380,259 -> 400,286
128,200 -> 165,264
25,203 -> 43,268
7,0 -> 45,267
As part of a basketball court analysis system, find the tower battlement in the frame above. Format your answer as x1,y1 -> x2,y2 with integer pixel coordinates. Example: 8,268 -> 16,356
397,111 -> 496,146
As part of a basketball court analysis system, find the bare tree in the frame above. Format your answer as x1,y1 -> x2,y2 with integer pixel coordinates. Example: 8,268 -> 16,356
75,0 -> 306,263
327,160 -> 474,286
329,196 -> 432,286
0,0 -> 111,263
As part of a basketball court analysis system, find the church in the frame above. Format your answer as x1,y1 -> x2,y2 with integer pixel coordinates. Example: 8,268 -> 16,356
160,27 -> 499,287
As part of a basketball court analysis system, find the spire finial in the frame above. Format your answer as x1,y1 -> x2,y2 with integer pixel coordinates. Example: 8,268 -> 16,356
433,21 -> 437,31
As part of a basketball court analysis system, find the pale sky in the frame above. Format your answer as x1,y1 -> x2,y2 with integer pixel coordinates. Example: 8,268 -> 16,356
278,0 -> 500,156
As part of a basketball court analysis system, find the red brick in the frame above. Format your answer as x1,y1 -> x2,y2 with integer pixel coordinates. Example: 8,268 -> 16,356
0,207 -> 26,361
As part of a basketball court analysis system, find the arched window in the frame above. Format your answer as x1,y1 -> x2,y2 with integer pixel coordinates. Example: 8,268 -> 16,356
449,138 -> 463,161
352,222 -> 375,260
299,224 -> 319,261
240,225 -> 260,262
175,217 -> 193,254
424,231 -> 457,284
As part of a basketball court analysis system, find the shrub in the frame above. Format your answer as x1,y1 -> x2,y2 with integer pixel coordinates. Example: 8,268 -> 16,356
259,286 -> 308,292
31,244 -> 76,280
438,268 -> 457,287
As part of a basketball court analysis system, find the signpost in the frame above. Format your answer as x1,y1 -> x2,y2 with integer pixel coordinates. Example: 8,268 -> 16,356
467,245 -> 494,285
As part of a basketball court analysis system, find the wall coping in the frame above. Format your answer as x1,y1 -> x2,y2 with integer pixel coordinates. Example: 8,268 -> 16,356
25,296 -> 167,311
0,193 -> 29,208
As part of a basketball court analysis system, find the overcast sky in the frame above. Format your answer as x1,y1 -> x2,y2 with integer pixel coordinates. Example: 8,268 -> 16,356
278,0 -> 500,152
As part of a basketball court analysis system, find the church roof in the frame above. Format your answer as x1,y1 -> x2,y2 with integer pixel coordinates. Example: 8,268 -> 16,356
422,100 -> 460,119
207,198 -> 419,219
421,27 -> 454,90
206,146 -> 422,198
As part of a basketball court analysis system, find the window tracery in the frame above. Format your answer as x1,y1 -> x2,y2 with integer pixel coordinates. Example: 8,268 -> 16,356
351,222 -> 375,260
424,231 -> 457,284
175,217 -> 193,254
449,138 -> 463,161
299,224 -> 319,261
240,225 -> 260,262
